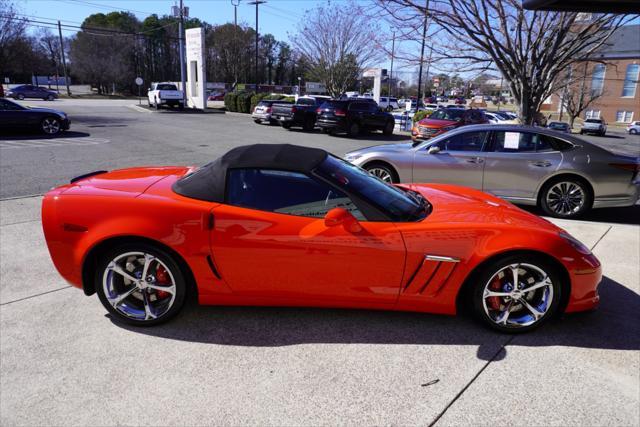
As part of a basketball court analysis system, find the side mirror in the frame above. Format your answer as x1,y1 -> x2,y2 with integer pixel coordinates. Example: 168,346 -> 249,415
428,146 -> 441,154
324,207 -> 362,233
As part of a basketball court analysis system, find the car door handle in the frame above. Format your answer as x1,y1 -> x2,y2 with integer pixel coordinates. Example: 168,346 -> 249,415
466,157 -> 484,164
530,161 -> 552,167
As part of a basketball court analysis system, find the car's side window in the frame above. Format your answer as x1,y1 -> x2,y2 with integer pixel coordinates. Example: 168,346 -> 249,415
0,100 -> 21,111
226,168 -> 365,220
349,102 -> 365,112
436,131 -> 488,152
492,132 -> 556,153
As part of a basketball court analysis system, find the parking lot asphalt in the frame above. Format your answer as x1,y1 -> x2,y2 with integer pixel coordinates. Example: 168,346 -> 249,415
1,99 -> 639,425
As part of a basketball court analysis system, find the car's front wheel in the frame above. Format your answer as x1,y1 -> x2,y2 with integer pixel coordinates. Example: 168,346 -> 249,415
96,244 -> 187,326
472,255 -> 563,333
539,177 -> 592,218
364,162 -> 398,183
46,94 -> 55,101
382,120 -> 394,136
630,129 -> 638,135
41,117 -> 61,135
17,94 -> 25,100
348,122 -> 360,137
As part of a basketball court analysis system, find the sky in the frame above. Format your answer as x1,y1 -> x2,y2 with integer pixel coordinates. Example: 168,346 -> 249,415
16,0 -> 355,46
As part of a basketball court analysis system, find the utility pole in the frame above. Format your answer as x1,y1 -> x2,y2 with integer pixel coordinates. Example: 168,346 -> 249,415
57,21 -> 71,96
231,0 -> 240,90
416,0 -> 429,107
388,30 -> 395,97
248,0 -> 266,87
175,0 -> 187,104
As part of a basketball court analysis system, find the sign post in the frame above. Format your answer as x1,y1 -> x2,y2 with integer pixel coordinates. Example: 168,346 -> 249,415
135,77 -> 144,105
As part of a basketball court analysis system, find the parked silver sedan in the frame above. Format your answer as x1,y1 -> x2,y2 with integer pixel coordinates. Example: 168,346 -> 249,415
345,124 -> 639,218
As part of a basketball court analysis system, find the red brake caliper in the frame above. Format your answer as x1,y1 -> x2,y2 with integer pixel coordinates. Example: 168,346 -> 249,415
487,276 -> 503,310
155,265 -> 170,299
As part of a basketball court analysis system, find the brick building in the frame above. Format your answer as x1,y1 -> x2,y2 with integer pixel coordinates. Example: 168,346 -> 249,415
544,24 -> 640,125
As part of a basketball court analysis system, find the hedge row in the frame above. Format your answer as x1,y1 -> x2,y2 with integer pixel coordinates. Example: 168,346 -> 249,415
224,92 -> 296,113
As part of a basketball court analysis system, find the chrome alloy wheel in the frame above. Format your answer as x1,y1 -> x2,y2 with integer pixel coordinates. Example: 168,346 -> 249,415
482,263 -> 554,329
545,181 -> 585,216
368,167 -> 393,183
42,118 -> 60,134
102,252 -> 177,321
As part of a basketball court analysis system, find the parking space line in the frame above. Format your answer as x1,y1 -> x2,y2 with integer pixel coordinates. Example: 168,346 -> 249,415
590,225 -> 613,251
0,286 -> 72,306
0,137 -> 110,149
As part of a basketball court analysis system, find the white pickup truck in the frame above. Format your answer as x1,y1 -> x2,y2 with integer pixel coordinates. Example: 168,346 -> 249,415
147,82 -> 184,109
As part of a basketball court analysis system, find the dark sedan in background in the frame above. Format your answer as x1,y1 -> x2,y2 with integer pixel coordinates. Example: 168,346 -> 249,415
0,98 -> 70,135
316,99 -> 395,137
6,85 -> 59,101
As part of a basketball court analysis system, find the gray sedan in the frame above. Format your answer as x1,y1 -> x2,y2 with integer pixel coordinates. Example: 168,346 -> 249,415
345,124 -> 639,218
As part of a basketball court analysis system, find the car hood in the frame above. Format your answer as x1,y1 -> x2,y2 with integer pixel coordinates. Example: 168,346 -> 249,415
25,107 -> 66,116
347,143 -> 414,158
60,166 -> 191,197
417,118 -> 458,128
407,183 -> 561,230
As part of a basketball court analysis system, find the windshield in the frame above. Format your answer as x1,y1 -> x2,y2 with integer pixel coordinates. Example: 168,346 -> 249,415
585,119 -> 602,123
314,156 -> 428,222
428,109 -> 464,121
549,122 -> 566,128
157,84 -> 178,90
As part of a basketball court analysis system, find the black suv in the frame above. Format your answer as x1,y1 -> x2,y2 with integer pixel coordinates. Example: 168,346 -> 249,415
316,99 -> 395,137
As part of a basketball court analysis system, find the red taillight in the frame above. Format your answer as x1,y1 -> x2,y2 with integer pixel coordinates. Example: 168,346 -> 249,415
291,106 -> 297,113
610,163 -> 639,173
335,109 -> 346,117
316,108 -> 322,114
266,107 -> 272,113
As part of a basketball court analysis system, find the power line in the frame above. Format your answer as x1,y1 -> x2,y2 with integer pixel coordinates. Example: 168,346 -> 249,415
61,0 -> 157,16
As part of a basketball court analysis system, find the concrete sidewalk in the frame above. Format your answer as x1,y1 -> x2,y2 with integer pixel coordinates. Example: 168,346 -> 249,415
1,197 -> 638,426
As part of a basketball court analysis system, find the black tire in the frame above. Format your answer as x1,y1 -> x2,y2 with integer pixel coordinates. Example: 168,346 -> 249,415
17,94 -> 24,100
348,121 -> 360,138
630,129 -> 638,135
382,120 -> 394,136
281,122 -> 292,129
95,243 -> 187,326
254,119 -> 261,124
363,162 -> 399,183
178,103 -> 184,110
320,127 -> 331,134
539,176 -> 593,219
471,254 -> 564,333
154,98 -> 160,110
303,117 -> 315,132
41,116 -> 61,135
46,94 -> 55,101
579,130 -> 584,135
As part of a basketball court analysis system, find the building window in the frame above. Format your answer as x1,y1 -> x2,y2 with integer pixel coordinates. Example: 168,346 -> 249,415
585,110 -> 601,119
590,64 -> 605,96
615,111 -> 634,123
621,64 -> 639,97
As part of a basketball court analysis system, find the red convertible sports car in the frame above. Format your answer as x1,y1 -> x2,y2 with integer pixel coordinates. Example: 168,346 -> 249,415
42,144 -> 602,332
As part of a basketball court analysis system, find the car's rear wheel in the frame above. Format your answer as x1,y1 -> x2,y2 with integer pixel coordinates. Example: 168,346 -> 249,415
303,117 -> 315,132
382,120 -> 394,136
96,244 -> 187,326
472,255 -> 563,333
254,119 -> 261,124
41,117 -> 61,135
364,162 -> 398,183
282,122 -> 292,129
630,129 -> 638,135
46,94 -> 55,101
539,177 -> 592,218
348,122 -> 360,137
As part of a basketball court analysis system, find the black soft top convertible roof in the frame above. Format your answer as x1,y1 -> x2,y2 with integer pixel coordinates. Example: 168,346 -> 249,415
172,144 -> 329,202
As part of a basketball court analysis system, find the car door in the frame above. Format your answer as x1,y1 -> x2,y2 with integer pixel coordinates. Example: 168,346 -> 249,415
483,130 -> 562,200
412,130 -> 489,189
0,99 -> 28,127
210,168 -> 406,304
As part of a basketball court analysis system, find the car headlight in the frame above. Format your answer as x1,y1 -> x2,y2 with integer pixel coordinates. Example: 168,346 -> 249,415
559,231 -> 591,254
344,153 -> 362,162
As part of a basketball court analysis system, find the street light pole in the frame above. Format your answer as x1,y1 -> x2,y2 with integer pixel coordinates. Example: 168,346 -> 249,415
416,0 -> 429,107
248,0 -> 266,88
388,30 -> 395,98
174,0 -> 188,104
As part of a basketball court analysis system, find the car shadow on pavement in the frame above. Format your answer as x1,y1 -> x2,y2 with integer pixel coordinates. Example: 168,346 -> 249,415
0,130 -> 91,140
518,205 -> 640,226
111,275 -> 639,360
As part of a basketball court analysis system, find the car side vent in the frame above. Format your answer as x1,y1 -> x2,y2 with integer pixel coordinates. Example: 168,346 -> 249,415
206,255 -> 222,280
403,255 -> 459,296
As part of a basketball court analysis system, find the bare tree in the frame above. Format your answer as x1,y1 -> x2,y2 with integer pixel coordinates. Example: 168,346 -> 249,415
561,62 -> 605,128
0,0 -> 28,77
378,0 -> 633,124
291,1 -> 383,97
